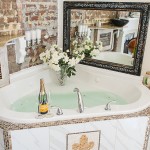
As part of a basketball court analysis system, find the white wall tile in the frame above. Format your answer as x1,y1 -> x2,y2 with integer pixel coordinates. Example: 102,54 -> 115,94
49,120 -> 117,150
93,120 -> 117,150
115,117 -> 148,150
0,128 -> 4,150
11,127 -> 50,150
9,117 -> 149,150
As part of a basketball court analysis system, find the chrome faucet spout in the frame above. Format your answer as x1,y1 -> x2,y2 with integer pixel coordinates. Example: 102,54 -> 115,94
105,100 -> 116,111
73,88 -> 84,113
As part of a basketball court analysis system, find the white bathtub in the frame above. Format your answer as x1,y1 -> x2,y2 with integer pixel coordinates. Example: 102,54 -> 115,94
94,52 -> 133,66
0,64 -> 150,123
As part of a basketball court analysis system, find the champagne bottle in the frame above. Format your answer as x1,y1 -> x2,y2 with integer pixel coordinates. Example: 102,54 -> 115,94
38,79 -> 48,114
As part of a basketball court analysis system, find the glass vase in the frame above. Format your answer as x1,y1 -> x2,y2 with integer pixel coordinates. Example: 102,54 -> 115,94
56,67 -> 67,86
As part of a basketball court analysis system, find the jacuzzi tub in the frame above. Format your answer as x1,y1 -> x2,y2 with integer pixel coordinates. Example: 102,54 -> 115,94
0,64 -> 150,123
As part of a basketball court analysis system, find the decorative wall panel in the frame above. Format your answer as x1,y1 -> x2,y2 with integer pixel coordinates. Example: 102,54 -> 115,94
67,131 -> 100,150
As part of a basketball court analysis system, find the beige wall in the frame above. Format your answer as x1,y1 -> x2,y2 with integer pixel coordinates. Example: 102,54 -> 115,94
58,0 -> 150,75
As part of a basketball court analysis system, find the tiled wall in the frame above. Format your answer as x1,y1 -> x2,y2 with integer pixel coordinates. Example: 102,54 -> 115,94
2,0 -> 58,74
10,117 -> 149,150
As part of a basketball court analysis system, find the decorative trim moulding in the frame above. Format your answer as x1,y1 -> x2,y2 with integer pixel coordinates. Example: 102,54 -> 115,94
143,118 -> 150,150
0,107 -> 150,131
3,131 -> 12,150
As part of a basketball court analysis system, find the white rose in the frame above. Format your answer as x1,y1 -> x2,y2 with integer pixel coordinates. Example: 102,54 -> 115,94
84,45 -> 90,50
45,50 -> 50,59
74,51 -> 78,54
51,51 -> 60,64
52,44 -> 58,49
59,52 -> 65,59
64,55 -> 69,63
52,51 -> 59,57
78,47 -> 84,53
69,58 -> 76,67
52,64 -> 61,71
85,40 -> 93,45
42,57 -> 47,63
50,47 -> 55,52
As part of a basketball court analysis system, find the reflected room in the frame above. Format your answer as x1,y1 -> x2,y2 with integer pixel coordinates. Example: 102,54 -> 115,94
70,10 -> 140,66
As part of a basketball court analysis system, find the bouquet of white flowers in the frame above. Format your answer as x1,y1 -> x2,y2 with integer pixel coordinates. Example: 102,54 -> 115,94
40,45 -> 84,85
72,40 -> 103,58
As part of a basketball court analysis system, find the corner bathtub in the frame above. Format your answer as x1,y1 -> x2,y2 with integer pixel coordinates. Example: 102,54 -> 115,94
0,64 -> 150,123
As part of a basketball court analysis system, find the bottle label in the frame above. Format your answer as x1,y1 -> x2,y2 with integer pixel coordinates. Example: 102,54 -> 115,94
39,104 -> 48,113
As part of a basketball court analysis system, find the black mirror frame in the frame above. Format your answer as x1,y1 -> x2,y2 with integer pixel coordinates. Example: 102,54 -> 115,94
63,1 -> 150,76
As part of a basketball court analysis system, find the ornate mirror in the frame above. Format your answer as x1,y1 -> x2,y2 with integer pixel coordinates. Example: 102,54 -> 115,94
63,1 -> 150,76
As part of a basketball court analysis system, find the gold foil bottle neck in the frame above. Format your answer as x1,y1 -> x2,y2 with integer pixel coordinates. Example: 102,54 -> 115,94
40,78 -> 46,94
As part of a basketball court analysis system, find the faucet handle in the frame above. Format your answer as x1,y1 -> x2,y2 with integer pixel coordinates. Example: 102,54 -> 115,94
56,107 -> 63,115
105,100 -> 116,111
51,106 -> 63,115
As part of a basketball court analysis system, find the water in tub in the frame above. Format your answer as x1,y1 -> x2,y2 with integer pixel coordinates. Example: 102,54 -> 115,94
11,83 -> 127,112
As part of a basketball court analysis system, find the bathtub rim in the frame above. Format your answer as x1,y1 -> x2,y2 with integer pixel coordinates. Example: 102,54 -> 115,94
0,64 -> 149,124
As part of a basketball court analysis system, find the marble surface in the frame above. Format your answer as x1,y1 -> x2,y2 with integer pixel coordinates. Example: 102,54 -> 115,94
10,117 -> 148,150
0,128 -> 4,150
115,117 -> 148,150
49,117 -> 148,150
11,127 -> 50,150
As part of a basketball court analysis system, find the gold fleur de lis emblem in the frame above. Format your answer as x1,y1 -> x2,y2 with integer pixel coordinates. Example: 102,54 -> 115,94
72,134 -> 94,150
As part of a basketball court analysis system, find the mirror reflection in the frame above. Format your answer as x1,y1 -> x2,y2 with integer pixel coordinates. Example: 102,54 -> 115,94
70,10 -> 140,66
